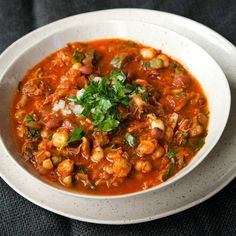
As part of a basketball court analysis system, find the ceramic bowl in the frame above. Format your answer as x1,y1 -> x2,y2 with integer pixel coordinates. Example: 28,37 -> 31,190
0,20 -> 231,199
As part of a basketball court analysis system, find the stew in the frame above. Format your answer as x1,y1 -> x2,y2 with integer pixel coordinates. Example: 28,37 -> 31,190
11,39 -> 209,195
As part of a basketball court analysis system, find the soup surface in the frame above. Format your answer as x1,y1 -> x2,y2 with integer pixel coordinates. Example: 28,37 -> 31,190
11,39 -> 209,195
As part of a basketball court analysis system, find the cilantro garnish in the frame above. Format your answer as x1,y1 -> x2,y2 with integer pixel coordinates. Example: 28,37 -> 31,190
24,114 -> 34,123
187,138 -> 205,152
67,126 -> 84,144
163,148 -> 176,180
167,148 -> 176,161
72,50 -> 85,64
74,70 -> 146,131
124,133 -> 138,147
172,63 -> 184,73
26,128 -> 40,139
110,53 -> 130,69
162,163 -> 175,180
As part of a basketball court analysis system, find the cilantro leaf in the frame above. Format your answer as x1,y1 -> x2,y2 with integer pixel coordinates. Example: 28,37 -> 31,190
187,138 -> 205,152
124,133 -> 138,147
141,61 -> 151,69
74,70 -> 147,131
162,163 -> 176,180
110,53 -> 130,69
96,118 -> 120,131
67,126 -> 84,143
72,50 -> 85,64
141,58 -> 163,70
24,114 -> 34,123
167,148 -> 176,160
173,63 -> 184,73
66,96 -> 79,103
26,128 -> 40,139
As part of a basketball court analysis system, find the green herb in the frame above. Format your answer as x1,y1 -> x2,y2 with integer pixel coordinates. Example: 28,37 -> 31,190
173,63 -> 183,73
84,49 -> 96,64
141,58 -> 163,70
162,163 -> 176,180
187,138 -> 205,152
26,128 -> 40,139
167,148 -> 176,161
24,114 -> 34,122
96,118 -> 120,131
110,53 -> 130,69
67,126 -> 84,144
124,133 -> 138,147
48,134 -> 53,140
150,58 -> 163,69
141,61 -> 151,69
72,50 -> 85,64
142,90 -> 149,102
202,130 -> 208,137
110,70 -> 126,83
52,156 -> 62,166
75,70 -> 144,131
66,96 -> 79,103
197,138 -> 205,148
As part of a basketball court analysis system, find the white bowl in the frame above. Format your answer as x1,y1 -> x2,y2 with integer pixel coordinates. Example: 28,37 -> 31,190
0,20 -> 231,199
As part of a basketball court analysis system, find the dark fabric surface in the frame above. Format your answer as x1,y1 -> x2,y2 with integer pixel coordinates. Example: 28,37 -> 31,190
0,0 -> 235,235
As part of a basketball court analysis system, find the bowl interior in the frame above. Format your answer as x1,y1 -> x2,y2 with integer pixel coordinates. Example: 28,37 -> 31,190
0,20 -> 230,198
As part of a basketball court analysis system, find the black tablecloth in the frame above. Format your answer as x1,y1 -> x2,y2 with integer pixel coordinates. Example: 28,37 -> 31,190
0,0 -> 235,235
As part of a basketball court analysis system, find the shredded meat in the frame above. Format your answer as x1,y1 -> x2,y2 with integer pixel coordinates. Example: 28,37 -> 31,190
22,78 -> 52,97
92,131 -> 109,147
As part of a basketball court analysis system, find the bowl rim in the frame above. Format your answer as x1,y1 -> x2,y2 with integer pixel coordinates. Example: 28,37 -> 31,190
0,18 -> 231,200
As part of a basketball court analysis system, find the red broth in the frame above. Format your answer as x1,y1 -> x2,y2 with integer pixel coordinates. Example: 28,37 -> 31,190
11,39 -> 209,195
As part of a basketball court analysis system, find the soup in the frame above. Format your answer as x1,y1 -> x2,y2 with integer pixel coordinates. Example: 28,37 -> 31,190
11,39 -> 209,195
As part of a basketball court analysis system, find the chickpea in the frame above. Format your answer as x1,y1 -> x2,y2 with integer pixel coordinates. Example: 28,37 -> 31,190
42,158 -> 54,170
147,114 -> 165,131
72,62 -> 82,70
157,54 -> 169,68
51,156 -> 62,166
106,148 -> 123,161
35,150 -> 51,164
57,159 -> 74,177
75,172 -> 89,181
62,175 -> 72,187
189,125 -> 203,137
91,146 -> 104,163
135,160 -> 152,173
140,48 -> 155,59
38,140 -> 52,150
52,129 -> 69,148
103,165 -> 114,175
136,140 -> 156,156
152,145 -> 165,160
112,158 -> 131,177
41,128 -> 49,139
